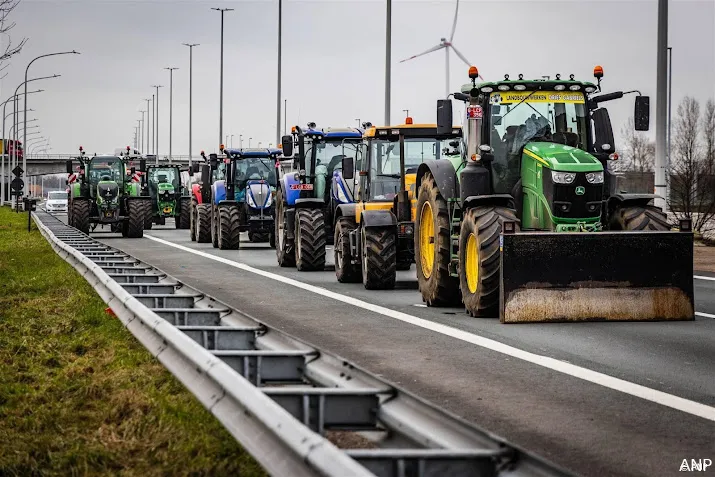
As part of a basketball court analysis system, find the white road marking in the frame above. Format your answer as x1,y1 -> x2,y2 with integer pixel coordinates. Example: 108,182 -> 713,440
695,275 -> 715,281
145,234 -> 715,423
696,312 -> 715,319
413,304 -> 427,308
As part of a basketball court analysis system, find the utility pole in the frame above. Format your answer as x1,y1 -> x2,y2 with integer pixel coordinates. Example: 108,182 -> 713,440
212,7 -> 234,149
145,98 -> 151,154
667,46 -> 673,213
165,67 -> 178,163
654,0 -> 668,210
183,43 -> 199,169
139,110 -> 145,153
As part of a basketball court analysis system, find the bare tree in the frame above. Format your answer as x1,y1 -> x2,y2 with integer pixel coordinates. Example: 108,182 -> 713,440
669,96 -> 715,232
0,0 -> 26,65
615,116 -> 655,173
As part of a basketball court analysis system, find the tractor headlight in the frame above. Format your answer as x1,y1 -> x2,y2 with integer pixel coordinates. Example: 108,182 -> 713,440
551,171 -> 576,184
585,171 -> 604,184
264,192 -> 272,207
246,192 -> 257,208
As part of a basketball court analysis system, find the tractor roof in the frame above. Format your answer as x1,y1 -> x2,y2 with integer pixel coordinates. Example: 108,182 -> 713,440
301,127 -> 363,140
461,78 -> 598,95
224,148 -> 282,158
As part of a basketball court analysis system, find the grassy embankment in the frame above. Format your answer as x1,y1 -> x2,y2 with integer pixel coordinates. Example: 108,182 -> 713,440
0,208 -> 266,476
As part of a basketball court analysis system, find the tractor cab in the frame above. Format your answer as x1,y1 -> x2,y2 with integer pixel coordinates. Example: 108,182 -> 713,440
223,148 -> 280,208
88,156 -> 124,199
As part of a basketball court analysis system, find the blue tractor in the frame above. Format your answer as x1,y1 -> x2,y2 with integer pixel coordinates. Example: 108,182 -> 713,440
275,124 -> 364,270
206,147 -> 281,250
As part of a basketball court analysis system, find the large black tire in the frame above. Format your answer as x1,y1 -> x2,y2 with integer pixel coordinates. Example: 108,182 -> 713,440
210,206 -> 219,248
189,199 -> 197,241
362,226 -> 396,290
275,189 -> 295,267
269,231 -> 276,249
196,204 -> 212,243
334,217 -> 361,283
459,206 -> 519,318
414,172 -> 460,306
249,231 -> 269,243
71,199 -> 90,235
295,208 -> 327,271
178,197 -> 191,229
144,207 -> 153,230
218,205 -> 241,250
125,200 -> 147,238
609,204 -> 669,231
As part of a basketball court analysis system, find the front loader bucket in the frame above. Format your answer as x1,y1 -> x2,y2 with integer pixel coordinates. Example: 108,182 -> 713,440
499,231 -> 694,323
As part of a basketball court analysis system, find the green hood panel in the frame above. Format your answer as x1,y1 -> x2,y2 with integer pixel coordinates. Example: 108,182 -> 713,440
523,142 -> 603,172
158,183 -> 175,192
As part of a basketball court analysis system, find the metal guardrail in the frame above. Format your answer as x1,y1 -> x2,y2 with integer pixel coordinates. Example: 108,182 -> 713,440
33,210 -> 574,477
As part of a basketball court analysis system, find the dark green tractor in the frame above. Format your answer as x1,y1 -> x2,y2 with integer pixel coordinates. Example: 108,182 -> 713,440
413,66 -> 694,323
66,151 -> 150,237
142,165 -> 191,229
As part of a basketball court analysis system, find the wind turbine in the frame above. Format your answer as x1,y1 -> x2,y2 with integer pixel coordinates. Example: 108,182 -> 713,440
399,0 -> 481,98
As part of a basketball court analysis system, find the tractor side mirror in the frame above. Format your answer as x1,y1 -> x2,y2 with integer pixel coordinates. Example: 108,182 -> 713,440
492,115 -> 503,126
140,159 -> 146,172
66,160 -> 73,174
634,96 -> 650,131
281,135 -> 293,156
209,154 -> 218,169
492,104 -> 501,115
191,163 -> 200,174
130,167 -> 136,175
200,164 -> 210,186
342,156 -> 355,180
437,99 -> 453,135
592,108 -> 615,153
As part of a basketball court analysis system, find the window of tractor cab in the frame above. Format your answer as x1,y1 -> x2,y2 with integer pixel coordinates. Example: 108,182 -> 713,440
149,168 -> 180,188
487,90 -> 589,193
233,157 -> 277,189
88,159 -> 123,184
302,139 -> 359,180
367,137 -> 461,200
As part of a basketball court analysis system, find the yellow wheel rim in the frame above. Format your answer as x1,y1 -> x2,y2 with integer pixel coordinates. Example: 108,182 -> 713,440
466,233 -> 479,294
419,202 -> 435,278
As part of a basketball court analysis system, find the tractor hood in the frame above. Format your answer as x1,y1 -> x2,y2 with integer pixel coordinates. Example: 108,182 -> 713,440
523,142 -> 603,172
97,181 -> 119,201
158,182 -> 175,192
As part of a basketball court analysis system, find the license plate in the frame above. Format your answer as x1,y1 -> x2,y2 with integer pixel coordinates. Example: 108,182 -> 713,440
290,184 -> 313,190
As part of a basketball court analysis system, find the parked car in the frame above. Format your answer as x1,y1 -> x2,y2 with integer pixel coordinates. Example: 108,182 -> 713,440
45,190 -> 68,213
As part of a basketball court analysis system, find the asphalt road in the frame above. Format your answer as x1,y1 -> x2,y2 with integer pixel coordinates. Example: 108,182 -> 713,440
76,218 -> 715,477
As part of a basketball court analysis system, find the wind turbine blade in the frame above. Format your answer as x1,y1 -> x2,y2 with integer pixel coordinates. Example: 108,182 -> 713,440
450,0 -> 460,42
399,44 -> 446,63
449,44 -> 483,79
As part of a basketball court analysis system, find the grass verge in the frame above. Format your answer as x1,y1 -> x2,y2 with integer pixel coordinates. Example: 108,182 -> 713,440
0,208 -> 266,477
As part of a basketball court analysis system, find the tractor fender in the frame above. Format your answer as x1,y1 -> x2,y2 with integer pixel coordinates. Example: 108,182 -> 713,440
295,198 -> 324,209
191,183 -> 203,204
334,203 -> 357,225
212,180 -> 227,205
463,194 -> 515,211
608,193 -> 660,208
217,200 -> 238,208
361,209 -> 397,228
416,160 -> 458,200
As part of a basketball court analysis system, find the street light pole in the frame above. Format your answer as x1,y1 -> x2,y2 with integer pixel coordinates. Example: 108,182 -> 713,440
152,85 -> 163,164
139,110 -> 145,153
23,50 -> 80,196
239,134 -> 243,148
654,0 -> 668,210
249,137 -> 252,148
230,134 -> 234,148
150,94 -> 155,155
667,46 -> 673,213
183,43 -> 199,169
384,0 -> 392,125
212,7 -> 234,149
165,67 -> 178,163
276,0 -> 282,146
145,98 -> 151,154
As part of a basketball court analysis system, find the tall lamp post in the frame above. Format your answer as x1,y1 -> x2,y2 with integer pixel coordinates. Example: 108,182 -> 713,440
165,67 -> 178,163
152,84 -> 163,164
183,43 -> 199,168
139,110 -> 146,153
211,7 -> 234,149
276,0 -> 282,146
23,50 -> 80,196
145,98 -> 152,154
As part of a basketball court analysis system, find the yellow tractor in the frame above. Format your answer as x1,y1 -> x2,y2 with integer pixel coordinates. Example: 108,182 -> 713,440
333,118 -> 462,289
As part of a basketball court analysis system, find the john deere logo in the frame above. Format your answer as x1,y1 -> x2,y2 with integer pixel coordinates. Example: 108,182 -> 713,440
575,186 -> 585,195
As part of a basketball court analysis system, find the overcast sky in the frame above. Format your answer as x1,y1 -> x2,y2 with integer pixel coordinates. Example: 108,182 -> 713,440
2,0 -> 714,157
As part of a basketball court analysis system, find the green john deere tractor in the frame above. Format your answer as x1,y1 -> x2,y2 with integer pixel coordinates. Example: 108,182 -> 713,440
413,66 -> 694,323
142,165 -> 191,229
66,150 -> 150,237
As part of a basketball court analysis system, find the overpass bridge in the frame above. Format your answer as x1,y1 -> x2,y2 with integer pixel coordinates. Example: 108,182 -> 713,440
2,154 -> 196,177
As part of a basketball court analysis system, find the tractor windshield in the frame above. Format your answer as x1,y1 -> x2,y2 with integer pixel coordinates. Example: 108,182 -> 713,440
368,137 -> 461,200
488,90 -> 589,193
233,157 -> 276,190
148,167 -> 180,197
88,158 -> 123,186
